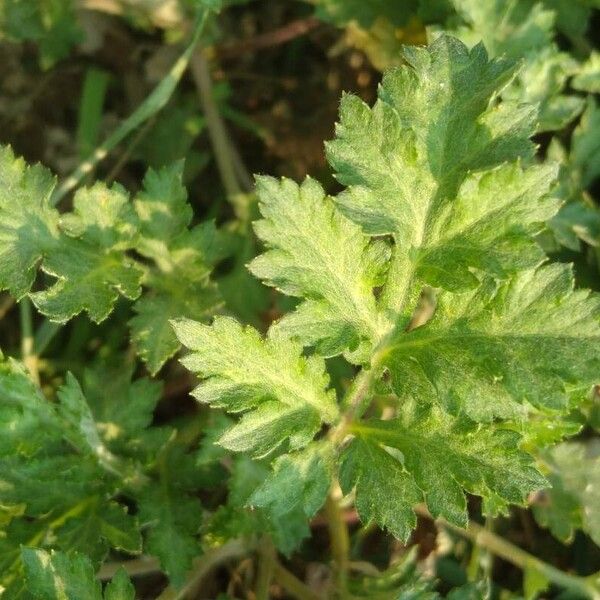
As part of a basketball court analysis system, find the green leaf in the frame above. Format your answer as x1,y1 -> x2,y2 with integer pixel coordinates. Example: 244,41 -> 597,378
30,182 -> 143,323
83,360 -> 162,441
130,235 -> 223,374
327,36 -> 548,321
0,357 -> 145,591
22,548 -> 102,600
134,162 -> 192,246
533,441 -> 600,546
0,146 -> 59,299
345,404 -> 545,537
339,436 -> 421,541
137,446 -> 203,587
573,51 -> 600,93
382,265 -> 600,421
131,165 -> 226,373
22,549 -> 134,600
0,0 -> 82,68
250,176 -> 388,361
173,316 -> 339,457
249,442 -> 333,520
441,0 -> 583,131
104,568 -> 135,600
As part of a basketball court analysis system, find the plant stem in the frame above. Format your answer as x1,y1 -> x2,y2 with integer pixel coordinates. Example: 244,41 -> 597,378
97,556 -> 161,580
19,298 -> 39,384
255,536 -> 276,600
324,493 -> 350,598
417,507 -> 600,599
272,560 -> 322,600
190,51 -> 243,199
156,539 -> 249,600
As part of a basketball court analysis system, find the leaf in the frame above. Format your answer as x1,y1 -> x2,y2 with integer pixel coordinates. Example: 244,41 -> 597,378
0,146 -> 59,299
131,165 -> 226,373
339,435 -> 421,541
382,264 -> 600,421
249,442 -> 333,520
104,568 -> 136,600
327,36 -> 549,321
250,176 -> 388,361
206,455 -> 312,555
22,548 -> 102,600
0,148 -> 223,369
30,182 -> 143,323
134,162 -> 192,246
573,51 -> 600,93
130,236 -> 223,374
22,549 -> 134,600
172,316 -> 339,457
344,404 -> 546,538
0,0 -> 82,68
441,0 -> 583,131
137,446 -> 203,587
0,357 -> 146,591
83,360 -> 162,441
533,441 -> 600,546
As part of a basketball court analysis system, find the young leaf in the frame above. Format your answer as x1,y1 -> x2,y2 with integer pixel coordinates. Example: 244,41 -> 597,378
382,264 -> 600,421
250,176 -> 388,361
104,568 -> 136,600
173,316 -> 339,456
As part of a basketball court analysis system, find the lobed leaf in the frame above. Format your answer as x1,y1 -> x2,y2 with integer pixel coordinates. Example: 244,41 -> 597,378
173,316 -> 339,457
382,264 -> 600,421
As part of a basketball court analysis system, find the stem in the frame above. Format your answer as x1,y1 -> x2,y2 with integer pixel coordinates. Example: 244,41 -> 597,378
19,298 -> 39,384
324,493 -> 350,598
216,17 -> 320,59
417,507 -> 600,599
329,364 -> 380,445
156,539 -> 249,600
272,560 -> 322,600
190,51 -> 242,198
255,536 -> 276,600
97,556 -> 161,580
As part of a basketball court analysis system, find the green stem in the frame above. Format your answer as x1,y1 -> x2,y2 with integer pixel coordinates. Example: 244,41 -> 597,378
324,494 -> 350,598
190,51 -> 243,198
272,560 -> 323,600
19,298 -> 39,384
51,8 -> 211,205
156,539 -> 249,600
419,508 -> 600,599
97,556 -> 161,580
255,536 -> 276,600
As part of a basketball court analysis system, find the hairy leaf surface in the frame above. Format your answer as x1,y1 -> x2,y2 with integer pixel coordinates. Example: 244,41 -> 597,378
382,265 -> 600,421
173,316 -> 338,456
342,405 -> 546,538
